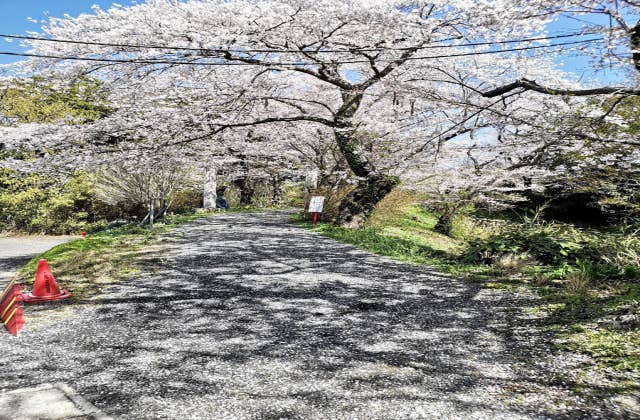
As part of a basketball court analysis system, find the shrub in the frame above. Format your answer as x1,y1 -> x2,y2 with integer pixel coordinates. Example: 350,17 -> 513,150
170,189 -> 202,214
465,222 -> 589,264
0,171 -> 98,234
464,221 -> 640,280
280,182 -> 305,207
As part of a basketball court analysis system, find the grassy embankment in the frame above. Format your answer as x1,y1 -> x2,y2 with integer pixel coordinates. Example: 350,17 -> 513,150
298,190 -> 640,387
16,213 -> 208,299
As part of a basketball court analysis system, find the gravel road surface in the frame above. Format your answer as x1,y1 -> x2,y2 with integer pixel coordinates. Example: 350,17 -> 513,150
0,212 -> 631,419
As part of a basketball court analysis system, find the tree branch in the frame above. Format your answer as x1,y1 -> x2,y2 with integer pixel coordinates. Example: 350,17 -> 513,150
358,44 -> 425,91
219,50 -> 352,90
482,78 -> 640,98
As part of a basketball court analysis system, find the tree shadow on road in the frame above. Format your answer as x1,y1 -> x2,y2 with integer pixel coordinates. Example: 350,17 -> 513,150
1,212 -> 631,419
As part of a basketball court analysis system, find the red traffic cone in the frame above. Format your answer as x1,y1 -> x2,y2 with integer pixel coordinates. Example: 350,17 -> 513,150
2,302 -> 25,336
22,260 -> 72,303
0,280 -> 25,335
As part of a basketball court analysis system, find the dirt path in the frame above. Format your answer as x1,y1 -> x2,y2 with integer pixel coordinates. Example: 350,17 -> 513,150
0,212 -> 631,418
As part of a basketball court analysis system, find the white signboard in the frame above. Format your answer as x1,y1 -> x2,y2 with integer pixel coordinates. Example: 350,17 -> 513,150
308,196 -> 325,213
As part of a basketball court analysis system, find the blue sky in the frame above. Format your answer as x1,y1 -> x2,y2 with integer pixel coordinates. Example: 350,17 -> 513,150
0,1 -> 631,84
546,15 -> 628,85
0,0 -> 135,64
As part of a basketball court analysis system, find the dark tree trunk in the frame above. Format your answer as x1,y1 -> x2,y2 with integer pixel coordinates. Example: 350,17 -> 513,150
233,176 -> 254,206
336,174 -> 399,227
632,20 -> 640,73
271,174 -> 284,206
333,90 -> 397,226
433,213 -> 454,235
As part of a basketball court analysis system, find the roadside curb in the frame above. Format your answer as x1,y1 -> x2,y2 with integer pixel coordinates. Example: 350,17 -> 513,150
0,382 -> 111,420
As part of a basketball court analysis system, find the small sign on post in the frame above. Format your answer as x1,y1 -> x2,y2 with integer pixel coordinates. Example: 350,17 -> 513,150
308,196 -> 325,226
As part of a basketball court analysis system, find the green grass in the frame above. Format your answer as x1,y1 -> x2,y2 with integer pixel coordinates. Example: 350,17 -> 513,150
374,204 -> 462,254
17,212 -> 210,300
293,191 -> 492,278
535,283 -> 640,374
310,222 -> 494,279
563,328 -> 640,371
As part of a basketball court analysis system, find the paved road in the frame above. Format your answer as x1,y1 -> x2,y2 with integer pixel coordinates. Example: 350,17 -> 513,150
0,212 -> 630,419
0,236 -> 75,284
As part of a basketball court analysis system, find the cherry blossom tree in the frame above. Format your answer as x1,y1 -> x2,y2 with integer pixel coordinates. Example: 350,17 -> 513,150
3,0 -> 573,224
5,0 -> 632,226
481,2 -> 640,102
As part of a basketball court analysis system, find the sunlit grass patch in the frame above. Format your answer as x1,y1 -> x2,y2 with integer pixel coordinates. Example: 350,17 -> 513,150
17,212 -> 210,300
562,328 -> 640,372
380,225 -> 461,254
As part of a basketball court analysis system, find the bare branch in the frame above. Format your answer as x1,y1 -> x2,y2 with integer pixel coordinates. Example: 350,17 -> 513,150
482,78 -> 640,98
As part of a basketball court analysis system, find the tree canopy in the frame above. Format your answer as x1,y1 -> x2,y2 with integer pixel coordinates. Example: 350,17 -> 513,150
0,0 -> 638,224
